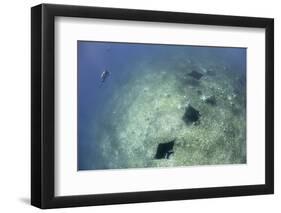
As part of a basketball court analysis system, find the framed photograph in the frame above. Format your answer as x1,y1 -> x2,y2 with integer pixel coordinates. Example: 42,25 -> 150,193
31,4 -> 274,209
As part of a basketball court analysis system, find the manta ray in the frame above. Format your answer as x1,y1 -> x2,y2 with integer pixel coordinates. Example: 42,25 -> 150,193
188,70 -> 203,80
154,140 -> 175,159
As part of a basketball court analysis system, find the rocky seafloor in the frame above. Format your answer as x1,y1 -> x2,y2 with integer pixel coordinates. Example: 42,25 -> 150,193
85,51 -> 246,170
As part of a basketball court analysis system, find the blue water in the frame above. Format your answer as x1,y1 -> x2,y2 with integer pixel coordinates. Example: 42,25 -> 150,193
78,41 -> 246,170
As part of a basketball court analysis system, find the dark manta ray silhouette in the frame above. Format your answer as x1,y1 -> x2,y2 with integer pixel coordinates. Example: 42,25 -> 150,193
154,139 -> 175,159
182,104 -> 201,124
188,70 -> 203,80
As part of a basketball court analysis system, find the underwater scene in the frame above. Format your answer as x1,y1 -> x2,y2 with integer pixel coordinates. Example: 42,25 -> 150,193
78,41 -> 246,170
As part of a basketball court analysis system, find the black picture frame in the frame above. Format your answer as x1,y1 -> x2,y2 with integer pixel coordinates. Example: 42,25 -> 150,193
31,3 -> 274,209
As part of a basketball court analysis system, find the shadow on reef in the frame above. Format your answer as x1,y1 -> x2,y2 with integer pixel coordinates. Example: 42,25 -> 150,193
154,139 -> 175,159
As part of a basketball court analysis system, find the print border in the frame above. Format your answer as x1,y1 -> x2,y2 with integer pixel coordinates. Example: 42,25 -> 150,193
31,3 -> 274,209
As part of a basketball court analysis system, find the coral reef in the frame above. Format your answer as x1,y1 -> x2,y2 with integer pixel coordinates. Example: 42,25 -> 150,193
85,50 -> 246,170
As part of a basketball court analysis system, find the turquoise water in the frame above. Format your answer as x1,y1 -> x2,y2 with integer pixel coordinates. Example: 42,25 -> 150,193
78,41 -> 246,170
